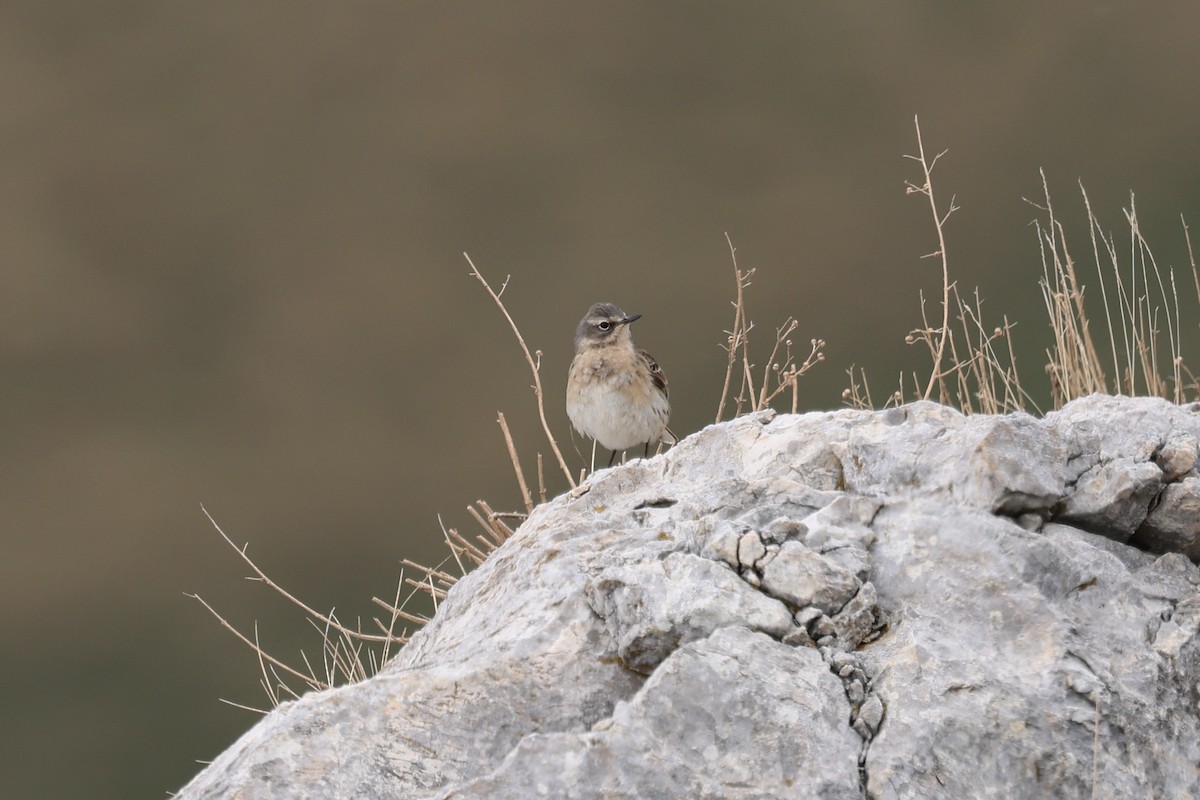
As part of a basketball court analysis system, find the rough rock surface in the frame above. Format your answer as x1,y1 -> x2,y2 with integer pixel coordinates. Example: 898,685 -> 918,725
177,395 -> 1200,799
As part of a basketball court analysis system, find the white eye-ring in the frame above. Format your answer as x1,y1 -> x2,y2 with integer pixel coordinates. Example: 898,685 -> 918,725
597,320 -> 612,331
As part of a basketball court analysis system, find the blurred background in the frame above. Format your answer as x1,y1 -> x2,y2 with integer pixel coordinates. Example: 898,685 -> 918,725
4,3 -> 1200,797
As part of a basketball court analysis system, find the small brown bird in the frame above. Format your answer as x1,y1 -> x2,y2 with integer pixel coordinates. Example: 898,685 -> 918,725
567,302 -> 675,468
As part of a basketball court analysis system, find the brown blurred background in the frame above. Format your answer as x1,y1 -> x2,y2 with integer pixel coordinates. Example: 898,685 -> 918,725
4,3 -> 1200,797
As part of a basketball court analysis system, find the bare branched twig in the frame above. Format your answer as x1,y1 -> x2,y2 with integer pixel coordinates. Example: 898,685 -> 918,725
716,233 -> 825,421
904,115 -> 959,402
716,233 -> 754,422
465,253 -> 576,489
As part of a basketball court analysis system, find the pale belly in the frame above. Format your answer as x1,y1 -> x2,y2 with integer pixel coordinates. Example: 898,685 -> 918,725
567,366 -> 670,451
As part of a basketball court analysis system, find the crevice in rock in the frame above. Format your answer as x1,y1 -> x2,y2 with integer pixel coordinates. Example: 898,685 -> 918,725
633,497 -> 677,510
1147,484 -> 1166,515
818,647 -> 882,798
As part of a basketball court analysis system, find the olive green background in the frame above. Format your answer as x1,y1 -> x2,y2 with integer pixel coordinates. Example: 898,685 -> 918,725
4,3 -> 1200,798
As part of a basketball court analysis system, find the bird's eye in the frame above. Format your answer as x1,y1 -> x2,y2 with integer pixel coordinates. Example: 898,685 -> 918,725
597,321 -> 612,331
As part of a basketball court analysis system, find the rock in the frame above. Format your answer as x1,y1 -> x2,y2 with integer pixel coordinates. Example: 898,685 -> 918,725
794,606 -> 823,628
856,694 -> 884,735
1156,433 -> 1198,480
736,531 -> 767,568
584,551 -> 794,673
434,628 -> 863,799
760,542 -> 861,614
175,396 -> 1200,800
863,506 -> 1200,798
1132,476 -> 1200,559
831,581 -> 879,647
1056,458 -> 1163,539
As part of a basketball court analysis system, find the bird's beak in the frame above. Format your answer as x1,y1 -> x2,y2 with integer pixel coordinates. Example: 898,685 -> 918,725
619,313 -> 642,326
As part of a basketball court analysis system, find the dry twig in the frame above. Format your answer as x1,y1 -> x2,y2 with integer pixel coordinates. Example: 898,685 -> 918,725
465,254 -> 575,489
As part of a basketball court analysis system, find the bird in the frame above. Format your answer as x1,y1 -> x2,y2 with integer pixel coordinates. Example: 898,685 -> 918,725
566,302 -> 675,468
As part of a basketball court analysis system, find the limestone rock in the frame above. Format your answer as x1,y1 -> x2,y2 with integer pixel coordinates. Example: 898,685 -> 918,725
760,541 -> 860,615
176,396 -> 1200,800
437,627 -> 862,799
583,551 -> 794,673
1132,476 -> 1200,559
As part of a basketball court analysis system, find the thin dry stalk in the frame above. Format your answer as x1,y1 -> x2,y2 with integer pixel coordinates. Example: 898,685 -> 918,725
756,318 -> 797,409
537,453 -> 547,504
1033,177 -> 1200,406
1126,199 -> 1182,400
953,287 -> 1037,415
374,571 -> 409,663
758,334 -> 825,411
218,697 -> 269,716
717,234 -> 824,420
1184,215 -> 1200,310
497,412 -> 534,513
198,506 -> 397,644
400,559 -> 459,588
716,233 -> 755,421
465,253 -> 575,489
842,366 -> 874,410
188,592 -> 330,691
468,500 -> 515,545
370,595 -> 428,626
437,514 -> 467,574
1031,178 -> 1110,404
195,507 -> 433,708
715,236 -> 742,422
904,115 -> 959,402
443,525 -> 488,566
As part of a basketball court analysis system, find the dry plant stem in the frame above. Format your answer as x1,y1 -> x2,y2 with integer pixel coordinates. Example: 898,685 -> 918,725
497,412 -> 534,513
219,696 -> 268,716
376,572 -> 408,661
188,591 -> 330,690
717,232 -> 759,420
404,576 -> 446,601
707,239 -> 827,416
904,115 -> 957,402
1078,182 -> 1123,386
716,232 -> 748,423
1003,315 -> 1033,412
1127,200 -> 1181,399
465,253 -> 576,489
197,506 -> 399,645
469,499 -> 514,543
1034,178 -> 1108,404
1034,176 -> 1196,406
443,525 -> 488,565
438,514 -> 467,575
1184,216 -> 1200,310
759,336 -> 823,410
371,596 -> 428,626
399,559 -> 458,587
738,309 -> 756,414
842,365 -> 874,410
197,511 -> 438,708
757,318 -> 797,409
540,453 -> 549,503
